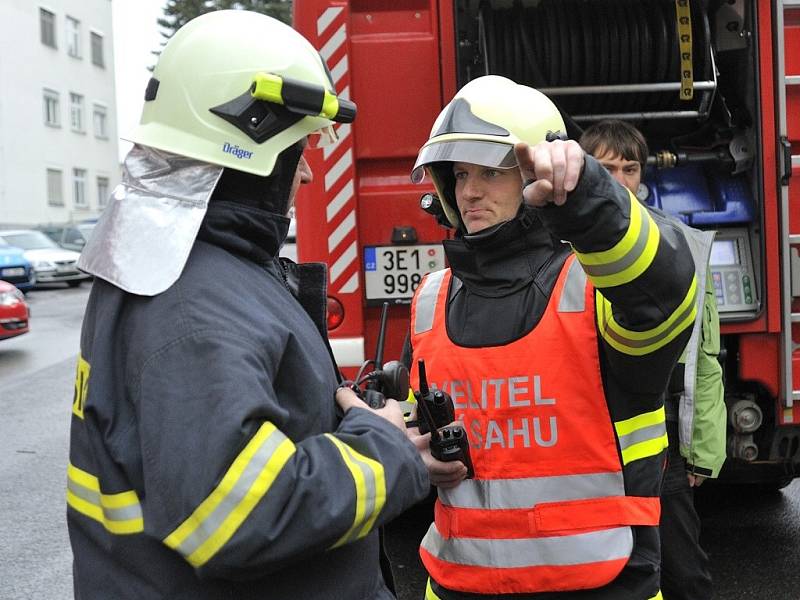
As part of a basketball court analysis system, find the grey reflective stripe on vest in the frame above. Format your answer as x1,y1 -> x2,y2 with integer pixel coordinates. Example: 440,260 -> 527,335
438,471 -> 625,510
558,257 -> 588,313
675,225 -> 715,452
414,269 -> 447,334
421,524 -> 633,568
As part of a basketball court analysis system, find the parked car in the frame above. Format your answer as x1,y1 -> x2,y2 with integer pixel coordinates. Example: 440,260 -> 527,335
0,280 -> 29,340
0,230 -> 89,287
37,222 -> 96,252
0,239 -> 35,292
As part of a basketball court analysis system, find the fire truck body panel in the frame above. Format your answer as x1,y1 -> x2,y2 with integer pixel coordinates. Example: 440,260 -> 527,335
294,0 -> 800,482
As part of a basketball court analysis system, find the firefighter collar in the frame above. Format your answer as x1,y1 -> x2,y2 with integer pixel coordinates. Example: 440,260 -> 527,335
78,144 -> 223,296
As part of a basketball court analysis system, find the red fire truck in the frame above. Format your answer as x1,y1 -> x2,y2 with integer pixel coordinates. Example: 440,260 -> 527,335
293,0 -> 800,486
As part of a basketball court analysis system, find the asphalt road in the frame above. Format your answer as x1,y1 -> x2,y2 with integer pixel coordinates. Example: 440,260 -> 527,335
0,284 -> 87,600
2,284 -> 800,599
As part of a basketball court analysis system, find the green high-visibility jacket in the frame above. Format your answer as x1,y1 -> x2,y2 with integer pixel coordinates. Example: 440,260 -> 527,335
668,222 -> 727,479
681,269 -> 727,478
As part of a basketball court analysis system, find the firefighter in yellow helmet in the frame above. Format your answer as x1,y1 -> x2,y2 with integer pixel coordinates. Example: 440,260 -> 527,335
67,11 -> 428,599
405,75 -> 699,599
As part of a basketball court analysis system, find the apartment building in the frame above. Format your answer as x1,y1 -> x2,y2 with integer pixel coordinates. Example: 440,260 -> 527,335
0,0 -> 118,226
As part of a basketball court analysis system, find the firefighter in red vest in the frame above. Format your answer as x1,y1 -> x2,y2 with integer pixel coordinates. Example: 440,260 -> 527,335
406,75 -> 698,599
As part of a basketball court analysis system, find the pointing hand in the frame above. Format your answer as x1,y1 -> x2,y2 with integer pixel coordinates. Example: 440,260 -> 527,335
514,140 -> 585,207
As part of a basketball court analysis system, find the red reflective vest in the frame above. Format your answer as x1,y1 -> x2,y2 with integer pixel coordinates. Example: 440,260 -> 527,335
410,256 -> 661,595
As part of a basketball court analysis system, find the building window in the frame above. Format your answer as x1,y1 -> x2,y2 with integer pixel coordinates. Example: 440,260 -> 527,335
47,169 -> 64,206
70,93 -> 84,132
66,16 -> 81,58
97,176 -> 110,208
73,169 -> 87,208
90,31 -> 104,67
40,8 -> 57,48
93,104 -> 108,139
43,89 -> 60,127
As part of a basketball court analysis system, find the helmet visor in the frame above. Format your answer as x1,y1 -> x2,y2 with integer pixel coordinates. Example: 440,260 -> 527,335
411,139 -> 517,183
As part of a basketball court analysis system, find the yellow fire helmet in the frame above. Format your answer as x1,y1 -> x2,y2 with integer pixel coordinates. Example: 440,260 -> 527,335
411,75 -> 565,228
127,10 -> 355,177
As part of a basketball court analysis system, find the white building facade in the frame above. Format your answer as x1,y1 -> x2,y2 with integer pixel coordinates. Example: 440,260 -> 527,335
0,0 -> 118,227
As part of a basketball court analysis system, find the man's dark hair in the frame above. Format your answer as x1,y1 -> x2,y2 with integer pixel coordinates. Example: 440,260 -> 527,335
579,120 -> 649,170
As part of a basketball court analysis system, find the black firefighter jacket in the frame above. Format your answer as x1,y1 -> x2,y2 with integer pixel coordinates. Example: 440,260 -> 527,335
67,200 -> 430,599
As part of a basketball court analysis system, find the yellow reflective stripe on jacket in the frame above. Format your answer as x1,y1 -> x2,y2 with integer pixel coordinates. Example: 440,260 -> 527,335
66,462 -> 143,534
164,422 -> 296,567
596,275 -> 697,356
649,591 -> 663,600
614,406 -> 668,465
426,578 -> 442,600
573,190 -> 660,288
325,434 -> 387,548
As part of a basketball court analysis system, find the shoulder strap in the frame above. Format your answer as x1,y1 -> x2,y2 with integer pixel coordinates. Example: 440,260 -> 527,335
413,269 -> 449,335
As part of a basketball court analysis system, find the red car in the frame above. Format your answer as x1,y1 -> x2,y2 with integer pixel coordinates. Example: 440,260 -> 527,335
0,279 -> 29,340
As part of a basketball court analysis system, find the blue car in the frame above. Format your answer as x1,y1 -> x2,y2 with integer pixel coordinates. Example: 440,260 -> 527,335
0,239 -> 35,292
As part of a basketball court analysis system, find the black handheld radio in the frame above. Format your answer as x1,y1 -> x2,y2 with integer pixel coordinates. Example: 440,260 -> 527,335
349,302 -> 409,409
416,359 -> 474,479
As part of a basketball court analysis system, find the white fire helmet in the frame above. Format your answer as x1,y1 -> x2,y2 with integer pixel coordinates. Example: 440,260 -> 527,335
79,10 -> 354,295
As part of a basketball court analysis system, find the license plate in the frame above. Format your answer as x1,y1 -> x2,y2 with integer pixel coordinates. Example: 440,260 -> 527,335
364,245 -> 445,304
1,267 -> 25,277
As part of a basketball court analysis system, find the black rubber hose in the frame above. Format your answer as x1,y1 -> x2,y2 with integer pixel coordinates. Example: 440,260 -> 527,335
477,0 -> 710,121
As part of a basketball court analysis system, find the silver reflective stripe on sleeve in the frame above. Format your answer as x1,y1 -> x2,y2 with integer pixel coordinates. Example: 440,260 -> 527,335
67,479 -> 143,522
617,422 -> 668,453
597,282 -> 697,351
325,434 -> 387,547
557,257 -> 587,313
614,406 -> 669,465
421,524 -> 633,568
164,422 -> 296,567
438,471 -> 625,509
414,269 -> 447,334
579,202 -> 652,280
66,462 -> 144,535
